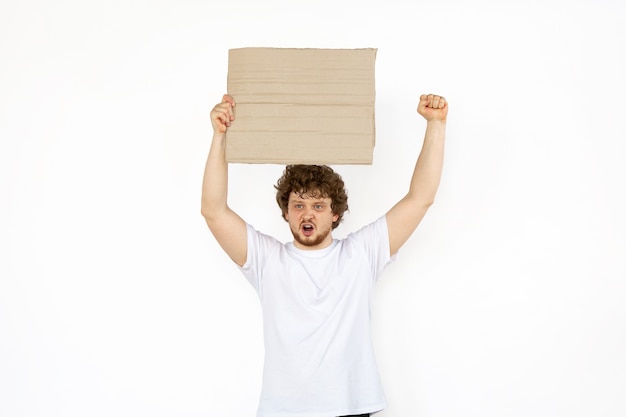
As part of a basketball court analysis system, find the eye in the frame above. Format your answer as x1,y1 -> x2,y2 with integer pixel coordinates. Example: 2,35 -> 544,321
314,204 -> 323,210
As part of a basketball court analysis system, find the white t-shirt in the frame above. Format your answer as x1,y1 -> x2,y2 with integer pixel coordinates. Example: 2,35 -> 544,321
240,216 -> 395,417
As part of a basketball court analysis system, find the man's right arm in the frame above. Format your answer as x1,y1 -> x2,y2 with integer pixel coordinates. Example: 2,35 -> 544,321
201,94 -> 248,267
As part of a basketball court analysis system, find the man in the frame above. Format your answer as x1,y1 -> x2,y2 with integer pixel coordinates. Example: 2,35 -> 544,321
202,93 -> 447,417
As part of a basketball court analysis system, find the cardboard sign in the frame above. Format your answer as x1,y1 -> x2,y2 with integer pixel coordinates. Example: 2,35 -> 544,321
226,47 -> 377,164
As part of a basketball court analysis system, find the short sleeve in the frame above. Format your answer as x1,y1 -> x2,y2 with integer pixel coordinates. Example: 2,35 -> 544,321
347,215 -> 397,283
239,223 -> 282,293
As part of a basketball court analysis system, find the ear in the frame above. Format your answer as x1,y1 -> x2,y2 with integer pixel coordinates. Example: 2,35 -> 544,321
283,211 -> 289,222
332,213 -> 339,222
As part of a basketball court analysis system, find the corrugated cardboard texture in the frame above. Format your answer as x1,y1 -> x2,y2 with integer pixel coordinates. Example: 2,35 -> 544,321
226,47 -> 377,164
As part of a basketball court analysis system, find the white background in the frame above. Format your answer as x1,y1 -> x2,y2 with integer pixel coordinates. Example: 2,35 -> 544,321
2,0 -> 625,416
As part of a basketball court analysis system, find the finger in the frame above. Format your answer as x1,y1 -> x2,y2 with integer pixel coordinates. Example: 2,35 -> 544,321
223,109 -> 234,126
211,105 -> 227,120
215,102 -> 234,121
419,94 -> 432,110
224,97 -> 236,120
221,105 -> 233,122
212,107 -> 232,127
223,94 -> 236,108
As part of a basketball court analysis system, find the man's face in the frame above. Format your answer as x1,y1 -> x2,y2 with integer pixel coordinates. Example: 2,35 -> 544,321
285,191 -> 339,250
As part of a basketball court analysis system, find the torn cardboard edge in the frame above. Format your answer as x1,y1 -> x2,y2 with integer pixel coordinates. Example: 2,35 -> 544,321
226,47 -> 377,165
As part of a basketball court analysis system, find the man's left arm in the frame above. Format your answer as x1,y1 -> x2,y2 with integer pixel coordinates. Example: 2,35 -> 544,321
386,93 -> 448,256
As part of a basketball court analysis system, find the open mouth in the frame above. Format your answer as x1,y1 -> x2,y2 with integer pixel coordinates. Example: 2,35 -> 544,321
301,224 -> 314,236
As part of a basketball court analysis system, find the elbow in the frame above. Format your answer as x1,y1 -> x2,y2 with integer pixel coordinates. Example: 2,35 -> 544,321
201,202 -> 228,227
418,188 -> 438,208
423,197 -> 436,208
200,203 -> 216,223
407,178 -> 441,208
201,209 -> 220,232
407,191 -> 436,209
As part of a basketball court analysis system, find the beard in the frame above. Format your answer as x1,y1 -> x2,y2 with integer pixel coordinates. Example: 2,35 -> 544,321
290,224 -> 332,248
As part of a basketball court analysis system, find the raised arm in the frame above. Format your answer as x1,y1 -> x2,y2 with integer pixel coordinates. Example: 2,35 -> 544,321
201,94 -> 248,266
386,94 -> 448,256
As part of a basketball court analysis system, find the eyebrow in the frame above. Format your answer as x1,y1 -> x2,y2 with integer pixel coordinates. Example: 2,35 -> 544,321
290,199 -> 327,204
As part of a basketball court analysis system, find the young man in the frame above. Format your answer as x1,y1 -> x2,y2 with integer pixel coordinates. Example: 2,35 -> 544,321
202,93 -> 447,417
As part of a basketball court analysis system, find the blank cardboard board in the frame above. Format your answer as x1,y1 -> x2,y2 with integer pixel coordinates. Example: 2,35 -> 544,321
226,47 -> 377,164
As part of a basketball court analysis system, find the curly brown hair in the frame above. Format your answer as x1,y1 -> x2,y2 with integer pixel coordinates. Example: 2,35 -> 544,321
274,165 -> 349,229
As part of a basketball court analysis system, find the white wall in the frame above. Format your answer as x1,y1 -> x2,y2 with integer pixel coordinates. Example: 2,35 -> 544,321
2,1 -> 625,416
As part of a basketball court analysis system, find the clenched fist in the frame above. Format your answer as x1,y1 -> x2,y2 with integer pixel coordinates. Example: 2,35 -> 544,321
417,94 -> 448,122
211,94 -> 236,135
